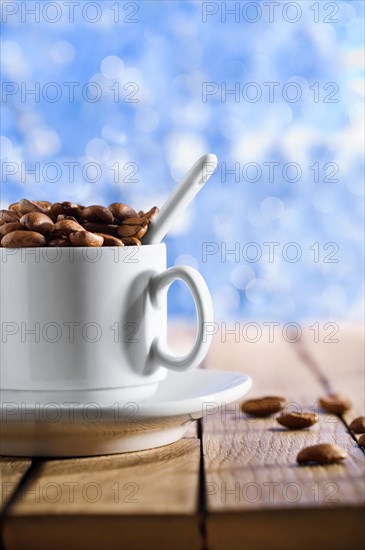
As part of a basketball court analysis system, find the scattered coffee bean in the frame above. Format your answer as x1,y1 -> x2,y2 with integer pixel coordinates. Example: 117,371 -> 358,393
95,233 -> 124,246
241,396 -> 286,417
297,443 -> 347,465
1,230 -> 47,248
358,434 -> 365,448
349,416 -> 365,434
20,212 -> 54,234
319,394 -> 351,415
0,199 -> 157,247
0,222 -> 24,237
276,412 -> 318,430
82,205 -> 114,224
109,202 -> 137,221
70,231 -> 104,247
0,210 -> 20,223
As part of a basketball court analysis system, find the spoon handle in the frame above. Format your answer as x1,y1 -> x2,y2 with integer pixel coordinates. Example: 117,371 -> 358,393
143,154 -> 218,245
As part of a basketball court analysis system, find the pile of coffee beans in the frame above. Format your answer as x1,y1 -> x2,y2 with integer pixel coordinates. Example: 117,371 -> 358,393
0,199 -> 159,247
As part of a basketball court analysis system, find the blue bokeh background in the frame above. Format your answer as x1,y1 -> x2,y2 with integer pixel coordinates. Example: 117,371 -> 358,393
1,1 -> 364,322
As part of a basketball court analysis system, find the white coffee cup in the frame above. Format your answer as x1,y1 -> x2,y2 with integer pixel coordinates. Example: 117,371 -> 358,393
0,244 -> 213,405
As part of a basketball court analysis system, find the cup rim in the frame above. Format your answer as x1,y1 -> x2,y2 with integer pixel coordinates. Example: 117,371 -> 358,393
0,242 -> 166,251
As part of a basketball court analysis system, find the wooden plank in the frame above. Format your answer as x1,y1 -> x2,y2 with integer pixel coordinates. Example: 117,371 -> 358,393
300,325 -> 364,440
203,334 -> 365,550
3,439 -> 202,550
0,458 -> 32,511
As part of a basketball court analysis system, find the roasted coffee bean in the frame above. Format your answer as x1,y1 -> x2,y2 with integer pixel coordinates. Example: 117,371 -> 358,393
241,396 -> 285,417
9,202 -> 21,214
49,202 -> 82,221
144,206 -> 159,221
70,231 -> 104,247
109,203 -> 137,221
56,215 -> 78,222
117,218 -> 148,239
20,212 -> 54,234
95,233 -> 124,246
319,394 -> 351,415
2,199 -> 158,247
0,222 -> 24,237
35,200 -> 52,210
19,198 -> 46,214
82,205 -> 113,224
358,434 -> 365,448
349,416 -> 365,434
51,219 -> 85,238
121,237 -> 141,246
277,412 -> 318,430
297,444 -> 347,465
83,222 -> 119,236
0,210 -> 20,223
48,238 -> 71,247
2,230 -> 47,248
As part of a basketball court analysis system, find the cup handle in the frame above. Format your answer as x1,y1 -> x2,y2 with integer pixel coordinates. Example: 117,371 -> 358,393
148,265 -> 214,372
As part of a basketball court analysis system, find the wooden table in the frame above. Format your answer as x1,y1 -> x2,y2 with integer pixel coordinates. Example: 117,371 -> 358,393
1,325 -> 364,550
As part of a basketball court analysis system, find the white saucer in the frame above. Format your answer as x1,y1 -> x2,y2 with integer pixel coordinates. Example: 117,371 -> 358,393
0,370 -> 252,457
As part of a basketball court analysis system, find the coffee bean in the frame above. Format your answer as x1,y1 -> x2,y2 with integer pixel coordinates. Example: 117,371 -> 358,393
358,434 -> 365,448
8,202 -> 21,214
20,212 -> 54,234
35,201 -> 52,210
120,237 -> 141,246
2,230 -> 47,248
0,222 -> 25,237
48,238 -> 71,247
277,412 -> 318,429
319,394 -> 351,415
56,215 -> 78,222
83,222 -> 119,236
117,218 -> 148,239
297,443 -> 347,465
70,231 -> 104,247
95,233 -> 124,246
0,210 -> 20,223
19,198 -> 46,215
349,416 -> 365,434
82,205 -> 113,224
241,396 -> 285,417
2,199 -> 158,247
51,219 -> 85,238
49,202 -> 82,221
109,203 -> 137,221
144,206 -> 159,221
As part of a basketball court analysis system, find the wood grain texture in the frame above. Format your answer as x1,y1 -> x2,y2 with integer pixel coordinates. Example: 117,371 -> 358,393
300,325 -> 365,440
1,326 -> 364,550
0,458 -> 32,511
3,439 -> 202,550
203,333 -> 365,550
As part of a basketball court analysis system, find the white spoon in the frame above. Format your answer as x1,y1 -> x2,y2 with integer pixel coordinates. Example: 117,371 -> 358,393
143,154 -> 218,245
